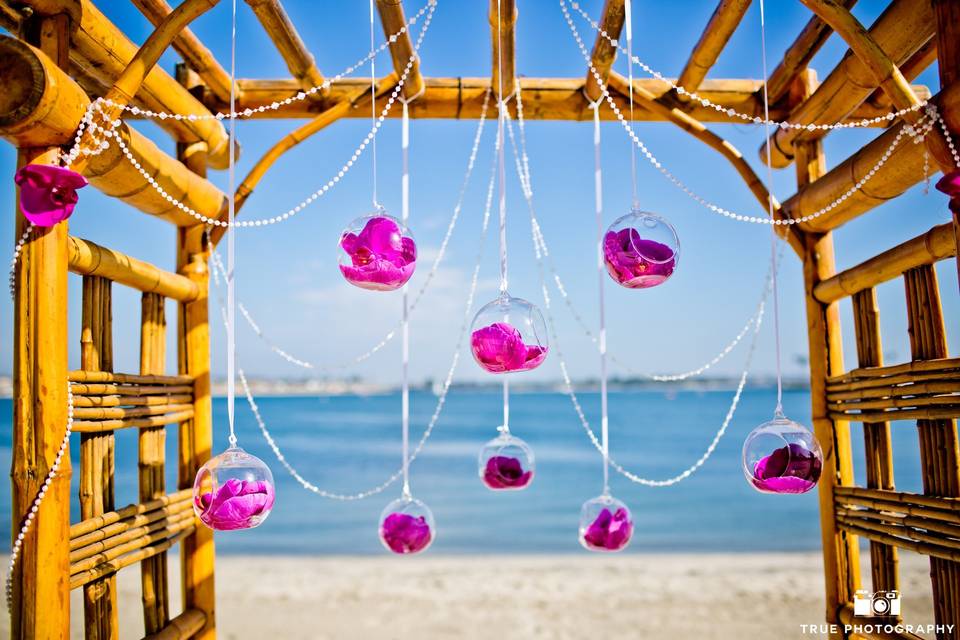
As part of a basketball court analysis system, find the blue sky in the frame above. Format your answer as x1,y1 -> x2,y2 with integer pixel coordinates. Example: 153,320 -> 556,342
1,0 -> 957,385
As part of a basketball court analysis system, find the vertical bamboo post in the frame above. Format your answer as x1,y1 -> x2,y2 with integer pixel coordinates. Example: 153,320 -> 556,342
904,265 -> 960,636
139,292 -> 170,633
176,139 -> 216,639
9,12 -> 72,640
933,0 -> 960,291
794,70 -> 861,636
79,275 -> 118,639
851,288 -> 899,599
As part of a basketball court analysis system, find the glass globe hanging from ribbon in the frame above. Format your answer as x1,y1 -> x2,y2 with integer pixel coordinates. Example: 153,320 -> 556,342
470,295 -> 548,374
337,212 -> 417,291
193,446 -> 276,531
378,494 -> 435,555
742,412 -> 823,494
602,209 -> 680,289
578,493 -> 634,552
478,429 -> 535,491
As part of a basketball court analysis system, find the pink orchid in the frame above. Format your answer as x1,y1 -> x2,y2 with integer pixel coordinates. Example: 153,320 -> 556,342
470,322 -> 547,373
196,477 -> 275,531
339,216 -> 416,291
603,228 -> 676,289
14,164 -> 88,227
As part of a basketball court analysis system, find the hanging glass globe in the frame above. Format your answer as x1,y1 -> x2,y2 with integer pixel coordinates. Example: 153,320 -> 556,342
742,414 -> 823,494
193,446 -> 275,531
379,495 -> 435,555
478,432 -> 535,491
578,494 -> 634,552
470,294 -> 548,374
603,209 -> 679,289
337,213 -> 416,291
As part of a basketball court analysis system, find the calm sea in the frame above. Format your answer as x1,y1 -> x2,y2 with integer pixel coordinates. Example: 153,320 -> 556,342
0,389 -> 926,555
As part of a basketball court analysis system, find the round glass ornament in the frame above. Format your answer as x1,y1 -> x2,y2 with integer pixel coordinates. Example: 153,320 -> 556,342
742,414 -> 823,494
337,213 -> 417,291
470,295 -> 548,374
478,432 -> 535,491
578,494 -> 634,552
602,210 -> 679,289
193,446 -> 275,531
379,496 -> 435,555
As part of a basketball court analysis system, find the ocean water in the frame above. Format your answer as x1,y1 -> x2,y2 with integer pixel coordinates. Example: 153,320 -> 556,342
0,389 -> 927,555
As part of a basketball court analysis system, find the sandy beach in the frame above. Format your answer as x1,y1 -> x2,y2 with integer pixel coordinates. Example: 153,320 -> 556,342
2,552 -> 938,639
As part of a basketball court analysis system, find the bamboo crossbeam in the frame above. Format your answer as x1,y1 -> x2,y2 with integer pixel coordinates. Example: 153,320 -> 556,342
830,393 -> 960,413
143,609 -> 208,640
13,0 -> 232,168
829,379 -> 960,402
837,506 -> 960,541
73,394 -> 194,408
70,490 -> 193,540
131,0 -> 233,103
490,0 -> 516,100
377,0 -> 423,100
70,498 -> 193,551
828,358 -> 960,386
69,371 -> 194,385
245,0 -> 327,102
836,516 -> 960,562
760,0 -> 934,168
814,224 -> 957,303
829,370 -> 960,395
73,404 -> 195,420
70,510 -> 195,564
829,406 -> 960,423
68,237 -> 200,302
72,409 -> 195,433
839,512 -> 960,551
70,384 -> 194,397
676,0 -> 751,97
582,0 -> 625,103
70,529 -> 193,590
838,605 -> 925,640
835,486 -> 960,517
763,0 -> 857,106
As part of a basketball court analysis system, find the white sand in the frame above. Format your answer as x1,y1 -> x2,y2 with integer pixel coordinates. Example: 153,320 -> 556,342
3,552 -> 940,639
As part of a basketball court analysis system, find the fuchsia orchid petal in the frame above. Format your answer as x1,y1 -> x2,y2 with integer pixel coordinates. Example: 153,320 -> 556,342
339,216 -> 416,290
197,478 -> 275,531
750,443 -> 822,495
602,229 -> 676,289
470,322 -> 548,373
583,507 -> 633,552
483,455 -> 533,489
380,513 -> 432,554
14,164 -> 88,227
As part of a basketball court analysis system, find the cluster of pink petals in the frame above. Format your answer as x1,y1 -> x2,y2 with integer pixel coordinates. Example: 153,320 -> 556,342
582,507 -> 633,552
750,443 -> 822,494
14,164 -> 88,227
381,513 -> 432,554
196,478 -> 275,531
470,322 -> 547,373
936,170 -> 960,214
339,216 -> 416,291
602,228 -> 675,289
482,455 -> 533,490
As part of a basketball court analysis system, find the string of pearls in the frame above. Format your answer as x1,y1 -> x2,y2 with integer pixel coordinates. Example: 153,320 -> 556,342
561,0 -> 947,227
238,143 -> 498,500
5,382 -> 73,614
7,225 -> 32,299
565,0 -> 929,130
512,82 -> 764,487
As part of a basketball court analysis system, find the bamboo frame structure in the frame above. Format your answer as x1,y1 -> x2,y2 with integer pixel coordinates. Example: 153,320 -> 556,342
3,1 -> 960,638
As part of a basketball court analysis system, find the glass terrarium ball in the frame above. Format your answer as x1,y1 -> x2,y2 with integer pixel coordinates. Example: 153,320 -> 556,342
742,415 -> 823,494
603,209 -> 680,289
337,213 -> 416,291
579,494 -> 634,552
470,295 -> 548,374
478,433 -> 535,491
379,496 -> 435,555
193,446 -> 275,531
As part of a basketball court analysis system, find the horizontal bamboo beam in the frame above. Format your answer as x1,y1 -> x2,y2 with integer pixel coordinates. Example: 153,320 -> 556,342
72,409 -> 195,433
837,506 -> 960,540
835,486 -> 960,517
830,378 -> 960,402
69,529 -> 192,590
73,394 -> 193,408
70,489 -> 193,540
760,0 -> 934,168
69,371 -> 193,385
676,0 -> 752,97
490,0 -> 517,100
14,0 -> 233,168
68,237 -> 200,302
70,509 -> 194,564
143,609 -> 207,640
377,0 -> 423,100
245,0 -> 327,102
764,0 -> 857,106
71,500 -> 193,553
73,404 -> 194,420
583,0 -> 625,103
828,405 -> 960,423
71,384 -> 194,396
829,370 -> 960,394
814,224 -> 957,303
836,515 -> 960,562
131,0 -> 233,103
830,393 -> 960,413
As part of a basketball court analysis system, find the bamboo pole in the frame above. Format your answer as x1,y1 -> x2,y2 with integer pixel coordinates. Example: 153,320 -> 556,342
14,0 -> 233,168
70,490 -> 193,540
71,500 -> 194,554
72,410 -> 195,433
70,529 -> 193,591
71,510 -> 195,567
131,0 -> 233,104
865,40 -> 937,111
835,486 -> 960,515
377,0 -> 423,100
583,0 -> 624,103
74,397 -> 194,410
933,0 -> 960,297
828,358 -> 960,385
760,0 -> 934,168
71,384 -> 194,397
142,609 -> 207,640
68,371 -> 193,385
244,0 -> 327,102
9,14 -> 71,638
490,0 -> 516,100
675,0 -> 751,99
139,291 -> 170,634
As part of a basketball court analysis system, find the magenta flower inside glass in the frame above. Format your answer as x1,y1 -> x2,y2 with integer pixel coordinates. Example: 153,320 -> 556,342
339,215 -> 416,291
483,455 -> 533,490
381,512 -> 432,554
582,507 -> 633,552
603,227 -> 676,289
14,164 -> 88,227
195,478 -> 275,531
471,322 -> 547,373
750,443 -> 822,494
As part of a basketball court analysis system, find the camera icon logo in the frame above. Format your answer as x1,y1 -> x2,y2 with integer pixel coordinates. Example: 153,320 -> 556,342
853,590 -> 901,617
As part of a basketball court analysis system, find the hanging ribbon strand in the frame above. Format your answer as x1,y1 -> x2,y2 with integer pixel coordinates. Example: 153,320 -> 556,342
592,105 -> 611,497
400,98 -> 412,498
